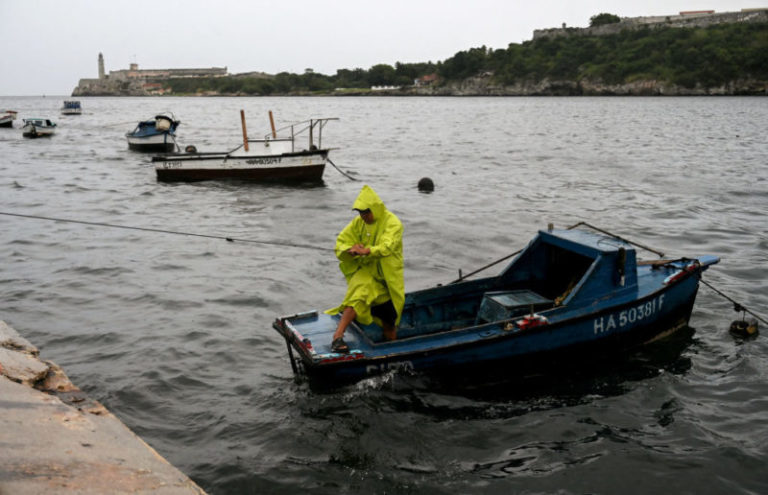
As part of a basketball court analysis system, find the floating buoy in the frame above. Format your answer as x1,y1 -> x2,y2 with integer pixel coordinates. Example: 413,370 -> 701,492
729,319 -> 759,338
418,177 -> 434,193
185,145 -> 197,153
700,279 -> 766,340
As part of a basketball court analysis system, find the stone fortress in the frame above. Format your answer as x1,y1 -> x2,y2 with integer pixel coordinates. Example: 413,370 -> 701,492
72,53 -> 227,96
533,7 -> 768,40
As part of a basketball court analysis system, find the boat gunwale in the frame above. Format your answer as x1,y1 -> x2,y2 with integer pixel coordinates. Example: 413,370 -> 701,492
152,148 -> 329,163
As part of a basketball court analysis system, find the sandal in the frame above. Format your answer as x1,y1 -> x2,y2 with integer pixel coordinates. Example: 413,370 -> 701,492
331,337 -> 350,354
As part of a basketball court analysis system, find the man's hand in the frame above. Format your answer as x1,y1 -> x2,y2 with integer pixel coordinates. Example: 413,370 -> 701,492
348,244 -> 371,256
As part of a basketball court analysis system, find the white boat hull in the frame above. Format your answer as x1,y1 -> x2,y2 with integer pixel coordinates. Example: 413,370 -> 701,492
126,133 -> 177,152
153,149 -> 328,182
22,124 -> 55,138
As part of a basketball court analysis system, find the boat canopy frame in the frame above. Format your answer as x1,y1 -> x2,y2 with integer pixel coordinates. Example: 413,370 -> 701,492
260,118 -> 338,152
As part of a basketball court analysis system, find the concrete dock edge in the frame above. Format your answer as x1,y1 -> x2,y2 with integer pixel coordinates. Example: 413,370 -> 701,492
0,320 -> 207,494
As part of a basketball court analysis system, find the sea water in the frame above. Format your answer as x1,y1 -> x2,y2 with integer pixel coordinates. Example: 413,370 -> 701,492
0,95 -> 767,494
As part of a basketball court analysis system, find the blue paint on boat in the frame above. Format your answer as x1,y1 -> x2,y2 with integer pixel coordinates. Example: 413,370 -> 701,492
126,114 -> 180,152
274,228 -> 720,388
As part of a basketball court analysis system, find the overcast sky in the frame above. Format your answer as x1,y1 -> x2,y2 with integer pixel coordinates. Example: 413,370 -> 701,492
0,0 -> 754,95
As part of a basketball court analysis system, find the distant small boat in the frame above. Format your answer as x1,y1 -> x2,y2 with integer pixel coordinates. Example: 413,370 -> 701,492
61,100 -> 82,115
22,118 -> 57,138
126,114 -> 179,152
0,110 -> 17,128
153,111 -> 336,182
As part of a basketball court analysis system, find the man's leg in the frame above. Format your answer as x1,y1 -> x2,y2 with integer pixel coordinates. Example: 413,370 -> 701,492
333,306 -> 356,341
372,299 -> 398,341
382,322 -> 397,341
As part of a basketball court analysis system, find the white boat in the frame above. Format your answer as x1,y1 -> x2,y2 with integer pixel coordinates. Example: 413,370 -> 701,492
153,113 -> 337,182
126,114 -> 180,152
22,118 -> 57,138
61,100 -> 82,115
0,110 -> 17,128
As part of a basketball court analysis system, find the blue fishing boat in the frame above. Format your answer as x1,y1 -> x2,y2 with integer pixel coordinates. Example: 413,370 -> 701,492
61,100 -> 82,115
274,226 -> 719,388
126,113 -> 179,152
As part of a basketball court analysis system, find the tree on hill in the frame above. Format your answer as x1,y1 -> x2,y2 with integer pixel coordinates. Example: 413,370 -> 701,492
590,13 -> 621,27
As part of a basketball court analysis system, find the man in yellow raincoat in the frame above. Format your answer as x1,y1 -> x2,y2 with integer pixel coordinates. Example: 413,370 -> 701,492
326,185 -> 404,353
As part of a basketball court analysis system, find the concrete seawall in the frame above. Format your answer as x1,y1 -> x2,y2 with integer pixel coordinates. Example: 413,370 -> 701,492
0,320 -> 207,494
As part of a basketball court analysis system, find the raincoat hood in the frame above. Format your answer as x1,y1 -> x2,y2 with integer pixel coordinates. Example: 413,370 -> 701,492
352,185 -> 386,221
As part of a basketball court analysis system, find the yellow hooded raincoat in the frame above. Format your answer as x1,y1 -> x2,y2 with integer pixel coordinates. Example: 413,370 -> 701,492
326,185 -> 405,326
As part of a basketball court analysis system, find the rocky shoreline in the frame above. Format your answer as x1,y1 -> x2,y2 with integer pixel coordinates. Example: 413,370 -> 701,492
72,76 -> 768,97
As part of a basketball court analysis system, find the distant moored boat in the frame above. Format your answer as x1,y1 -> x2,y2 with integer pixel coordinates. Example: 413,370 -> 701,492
152,111 -> 336,183
61,100 -> 82,115
22,118 -> 57,138
126,113 -> 179,152
0,110 -> 18,128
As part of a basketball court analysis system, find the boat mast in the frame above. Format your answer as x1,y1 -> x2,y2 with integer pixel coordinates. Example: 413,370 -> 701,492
240,110 -> 249,152
268,110 -> 277,138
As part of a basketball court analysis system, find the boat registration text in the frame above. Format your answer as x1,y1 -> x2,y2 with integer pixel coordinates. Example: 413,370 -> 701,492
246,157 -> 282,165
594,295 -> 665,334
366,360 -> 414,375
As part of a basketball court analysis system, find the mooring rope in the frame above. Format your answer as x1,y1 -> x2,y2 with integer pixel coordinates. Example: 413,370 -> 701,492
449,249 -> 523,284
0,211 -> 331,252
327,158 -> 360,181
700,278 -> 768,325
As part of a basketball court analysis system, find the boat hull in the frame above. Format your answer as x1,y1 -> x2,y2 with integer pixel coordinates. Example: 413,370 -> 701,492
0,111 -> 17,127
154,150 -> 328,182
22,126 -> 55,138
61,109 -> 82,115
127,133 -> 176,152
275,262 -> 706,389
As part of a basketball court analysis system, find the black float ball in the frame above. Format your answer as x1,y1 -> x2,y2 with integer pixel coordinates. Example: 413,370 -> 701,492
418,177 -> 434,193
729,319 -> 759,338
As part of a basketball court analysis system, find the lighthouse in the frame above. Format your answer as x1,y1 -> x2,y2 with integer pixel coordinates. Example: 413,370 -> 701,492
98,53 -> 105,80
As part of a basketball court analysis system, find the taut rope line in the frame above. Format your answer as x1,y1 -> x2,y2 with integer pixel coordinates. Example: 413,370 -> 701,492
0,211 -> 331,252
700,278 -> 768,325
327,158 -> 359,181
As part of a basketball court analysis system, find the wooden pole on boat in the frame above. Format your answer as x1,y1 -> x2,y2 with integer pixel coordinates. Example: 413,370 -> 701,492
268,110 -> 277,138
240,110 -> 249,151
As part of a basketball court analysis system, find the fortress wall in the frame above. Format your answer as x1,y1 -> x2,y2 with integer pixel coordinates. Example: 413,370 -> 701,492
533,9 -> 768,40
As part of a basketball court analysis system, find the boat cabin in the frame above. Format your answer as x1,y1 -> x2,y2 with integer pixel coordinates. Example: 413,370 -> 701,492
130,115 -> 179,134
23,118 -> 56,127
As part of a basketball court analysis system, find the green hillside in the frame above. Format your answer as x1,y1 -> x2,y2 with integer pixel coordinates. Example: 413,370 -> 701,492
164,21 -> 768,95
466,22 -> 768,89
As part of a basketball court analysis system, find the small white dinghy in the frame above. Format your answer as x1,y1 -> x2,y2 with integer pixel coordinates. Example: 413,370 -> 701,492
22,118 -> 57,138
